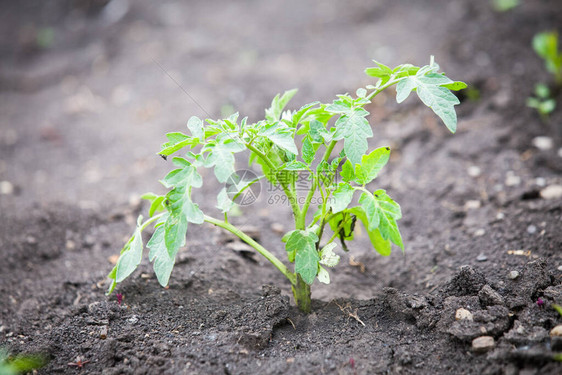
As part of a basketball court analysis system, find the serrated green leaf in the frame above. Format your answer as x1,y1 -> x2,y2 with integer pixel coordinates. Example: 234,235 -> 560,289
147,225 -> 176,286
317,266 -> 330,284
331,183 -> 355,213
284,160 -> 309,170
286,230 -> 319,284
216,187 -> 235,213
159,132 -> 199,156
266,89 -> 298,123
365,60 -> 393,85
354,146 -> 391,185
341,159 -> 355,182
187,116 -> 204,140
292,101 -> 320,126
301,135 -> 315,164
347,206 -> 392,256
309,120 -> 328,143
333,113 -> 373,165
441,81 -> 467,91
395,68 -> 461,133
142,192 -> 166,217
319,242 -> 340,267
115,216 -> 144,283
261,121 -> 298,155
358,190 -> 403,250
204,140 -> 244,183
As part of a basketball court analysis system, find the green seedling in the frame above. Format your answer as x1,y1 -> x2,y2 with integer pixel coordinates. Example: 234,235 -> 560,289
106,57 -> 465,312
533,31 -> 562,85
491,0 -> 519,12
0,348 -> 46,375
553,303 -> 562,316
527,83 -> 556,119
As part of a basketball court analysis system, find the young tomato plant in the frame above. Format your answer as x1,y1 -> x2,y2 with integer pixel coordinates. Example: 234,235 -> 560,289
533,31 -> 562,85
106,57 -> 465,313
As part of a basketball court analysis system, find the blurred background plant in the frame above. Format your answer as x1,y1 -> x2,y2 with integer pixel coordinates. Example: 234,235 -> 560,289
528,31 -> 562,120
0,347 -> 46,375
491,0 -> 520,12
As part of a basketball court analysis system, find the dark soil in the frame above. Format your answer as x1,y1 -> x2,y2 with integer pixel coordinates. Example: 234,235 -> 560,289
1,0 -> 562,374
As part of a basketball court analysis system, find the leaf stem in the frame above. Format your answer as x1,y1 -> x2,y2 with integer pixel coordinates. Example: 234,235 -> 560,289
140,212 -> 166,231
245,142 -> 302,220
203,214 -> 296,285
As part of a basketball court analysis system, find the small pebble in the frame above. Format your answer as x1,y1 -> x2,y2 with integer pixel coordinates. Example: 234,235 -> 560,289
100,326 -> 108,339
496,212 -> 505,220
508,271 -> 520,280
472,336 -> 495,353
532,136 -> 553,150
0,181 -> 14,195
558,265 -> 562,271
464,200 -> 481,210
455,308 -> 473,321
467,166 -> 481,178
558,148 -> 562,158
474,229 -> 486,237
551,325 -> 562,337
66,240 -> 76,251
505,172 -> 521,187
527,225 -> 537,234
540,185 -> 562,200
127,315 -> 139,324
535,177 -> 546,187
476,253 -> 488,262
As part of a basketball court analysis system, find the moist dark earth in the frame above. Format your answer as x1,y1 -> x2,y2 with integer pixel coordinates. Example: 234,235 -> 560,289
1,0 -> 562,374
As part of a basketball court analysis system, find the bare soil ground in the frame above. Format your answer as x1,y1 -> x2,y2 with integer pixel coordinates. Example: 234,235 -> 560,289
1,0 -> 562,374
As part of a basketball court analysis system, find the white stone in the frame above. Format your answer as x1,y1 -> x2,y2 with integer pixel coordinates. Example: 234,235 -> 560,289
535,177 -> 546,187
464,200 -> 481,210
540,185 -> 562,200
508,271 -> 520,280
467,166 -> 481,178
532,136 -> 553,150
456,308 -> 473,321
505,173 -> 521,187
0,181 -> 14,195
474,229 -> 486,237
472,336 -> 495,353
550,325 -> 562,337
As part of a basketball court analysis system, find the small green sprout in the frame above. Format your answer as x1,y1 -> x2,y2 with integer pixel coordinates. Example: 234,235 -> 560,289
106,57 -> 465,312
533,31 -> 562,85
491,0 -> 520,12
527,83 -> 556,120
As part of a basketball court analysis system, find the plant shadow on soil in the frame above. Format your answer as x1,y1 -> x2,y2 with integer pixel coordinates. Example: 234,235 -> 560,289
1,0 -> 562,374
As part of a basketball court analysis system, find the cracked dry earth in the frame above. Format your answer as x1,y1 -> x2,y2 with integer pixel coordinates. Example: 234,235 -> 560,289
1,0 -> 562,374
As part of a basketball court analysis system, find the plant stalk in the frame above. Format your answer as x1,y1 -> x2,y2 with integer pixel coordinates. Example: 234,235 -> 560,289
292,274 -> 312,313
203,215 -> 296,285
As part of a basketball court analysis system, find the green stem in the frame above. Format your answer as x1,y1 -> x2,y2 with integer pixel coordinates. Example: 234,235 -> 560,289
140,213 -> 166,231
245,142 -> 302,220
204,214 -> 296,285
292,275 -> 311,313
